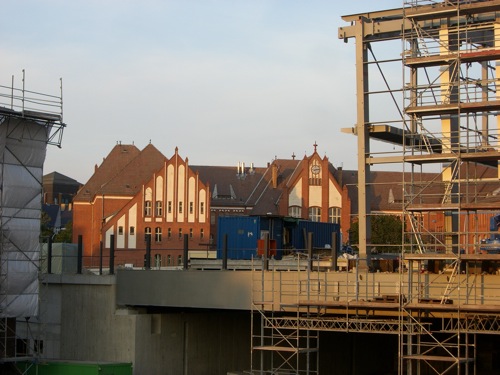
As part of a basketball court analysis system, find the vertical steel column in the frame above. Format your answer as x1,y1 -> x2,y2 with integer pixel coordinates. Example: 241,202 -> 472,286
47,236 -> 53,275
145,234 -> 151,270
77,235 -> 83,274
183,234 -> 189,270
331,232 -> 337,271
263,233 -> 269,271
99,241 -> 103,275
222,234 -> 228,270
354,18 -> 371,270
109,234 -> 115,275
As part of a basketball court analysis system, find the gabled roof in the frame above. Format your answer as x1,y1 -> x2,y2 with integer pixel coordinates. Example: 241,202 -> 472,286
74,143 -> 165,202
191,165 -> 268,207
249,159 -> 300,215
98,143 -> 166,196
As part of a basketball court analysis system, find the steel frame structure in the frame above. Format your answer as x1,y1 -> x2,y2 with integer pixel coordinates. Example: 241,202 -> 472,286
338,1 -> 500,374
251,2 -> 500,375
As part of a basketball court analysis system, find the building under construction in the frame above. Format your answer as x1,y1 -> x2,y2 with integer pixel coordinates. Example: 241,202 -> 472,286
251,1 -> 500,374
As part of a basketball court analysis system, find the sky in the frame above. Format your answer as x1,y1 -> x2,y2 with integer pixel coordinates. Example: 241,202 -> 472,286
1,0 -> 404,183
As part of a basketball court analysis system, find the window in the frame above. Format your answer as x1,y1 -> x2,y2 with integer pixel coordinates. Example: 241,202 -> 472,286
178,228 -> 182,238
168,201 -> 172,213
329,207 -> 341,224
145,227 -> 151,241
155,201 -> 163,216
288,206 -> 302,218
309,207 -> 321,222
145,200 -> 152,216
130,226 -> 135,235
155,227 -> 162,242
189,228 -> 193,239
118,226 -> 124,235
179,201 -> 183,213
189,202 -> 194,214
178,255 -> 183,265
167,254 -> 171,265
200,228 -> 204,239
200,202 -> 205,215
168,227 -> 172,238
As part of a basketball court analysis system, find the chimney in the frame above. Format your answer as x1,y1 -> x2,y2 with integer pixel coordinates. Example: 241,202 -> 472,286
337,165 -> 343,187
272,164 -> 278,189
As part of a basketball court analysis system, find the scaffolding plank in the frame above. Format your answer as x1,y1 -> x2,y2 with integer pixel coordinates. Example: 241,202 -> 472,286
405,49 -> 500,68
405,1 -> 500,21
406,100 -> 500,116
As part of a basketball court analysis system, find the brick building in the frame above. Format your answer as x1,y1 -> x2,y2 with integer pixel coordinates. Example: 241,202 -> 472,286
73,143 -> 211,267
73,142 -> 500,266
73,143 -> 351,266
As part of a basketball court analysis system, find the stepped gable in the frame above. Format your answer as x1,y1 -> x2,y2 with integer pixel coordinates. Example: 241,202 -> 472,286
99,143 -> 166,196
74,143 -> 141,202
191,165 -> 267,208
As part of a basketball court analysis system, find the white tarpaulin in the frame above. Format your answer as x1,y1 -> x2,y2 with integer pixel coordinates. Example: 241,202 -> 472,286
0,117 -> 50,318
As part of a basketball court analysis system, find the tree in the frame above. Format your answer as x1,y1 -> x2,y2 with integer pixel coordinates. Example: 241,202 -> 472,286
53,221 -> 73,243
349,215 -> 403,253
40,211 -> 53,238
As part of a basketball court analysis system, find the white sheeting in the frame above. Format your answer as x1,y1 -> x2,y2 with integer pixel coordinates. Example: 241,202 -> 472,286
0,117 -> 50,318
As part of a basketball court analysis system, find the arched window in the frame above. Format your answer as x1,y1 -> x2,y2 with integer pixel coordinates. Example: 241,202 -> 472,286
155,201 -> 163,216
155,227 -> 162,242
144,227 -> 151,241
144,201 -> 152,216
144,187 -> 153,216
288,206 -> 302,218
328,207 -> 341,224
308,207 -> 321,222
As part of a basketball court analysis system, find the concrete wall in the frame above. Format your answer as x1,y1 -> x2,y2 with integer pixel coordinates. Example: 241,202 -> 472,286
45,274 -> 250,375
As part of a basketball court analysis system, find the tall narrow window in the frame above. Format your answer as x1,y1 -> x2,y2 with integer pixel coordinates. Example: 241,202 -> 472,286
200,202 -> 205,215
308,207 -> 321,222
145,227 -> 151,241
130,226 -> 135,235
189,228 -> 193,239
144,201 -> 152,216
168,227 -> 172,238
288,206 -> 302,218
179,201 -> 183,214
145,187 -> 153,216
200,228 -> 204,240
167,255 -> 171,265
168,201 -> 172,213
328,207 -> 341,224
155,227 -> 162,242
189,202 -> 194,214
155,201 -> 163,216
118,226 -> 124,235
178,228 -> 182,238
178,255 -> 183,265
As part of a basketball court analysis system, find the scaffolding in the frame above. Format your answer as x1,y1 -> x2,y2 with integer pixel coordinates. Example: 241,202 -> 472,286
0,71 -> 65,368
252,1 -> 500,374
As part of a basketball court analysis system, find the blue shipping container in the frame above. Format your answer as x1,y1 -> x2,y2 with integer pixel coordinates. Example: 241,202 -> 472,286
217,216 -> 284,260
288,220 -> 340,251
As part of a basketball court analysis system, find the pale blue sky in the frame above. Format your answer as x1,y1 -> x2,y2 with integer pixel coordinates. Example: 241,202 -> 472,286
1,0 -> 403,183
